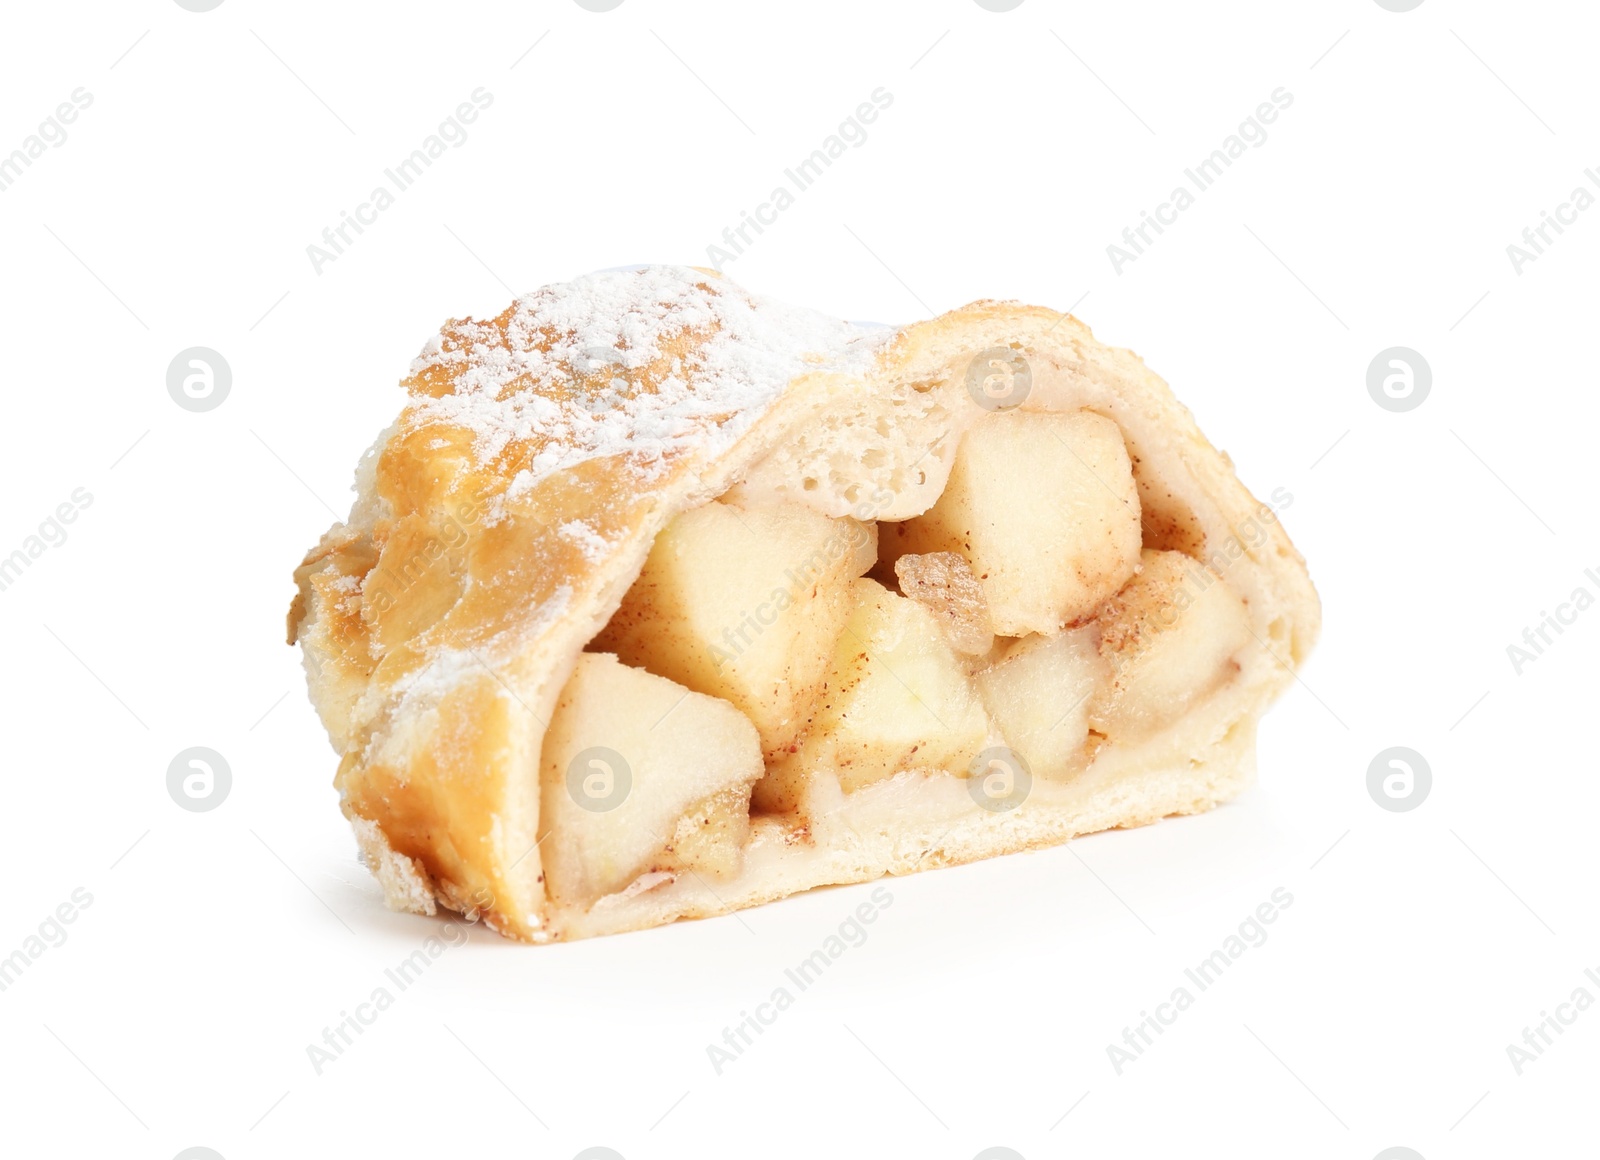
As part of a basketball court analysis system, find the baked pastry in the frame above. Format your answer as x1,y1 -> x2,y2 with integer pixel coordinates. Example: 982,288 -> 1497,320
288,265 -> 1318,942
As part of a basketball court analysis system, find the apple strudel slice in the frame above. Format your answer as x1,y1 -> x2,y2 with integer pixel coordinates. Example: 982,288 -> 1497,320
288,265 -> 1319,942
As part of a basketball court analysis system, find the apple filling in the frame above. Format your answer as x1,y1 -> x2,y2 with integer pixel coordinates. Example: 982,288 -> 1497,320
550,407 -> 1255,906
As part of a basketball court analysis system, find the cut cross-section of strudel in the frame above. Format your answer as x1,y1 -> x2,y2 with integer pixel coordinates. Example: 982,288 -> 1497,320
288,265 -> 1319,942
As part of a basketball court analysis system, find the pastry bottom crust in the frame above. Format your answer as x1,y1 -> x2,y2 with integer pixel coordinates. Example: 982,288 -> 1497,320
571,705 -> 1254,940
358,698 -> 1254,942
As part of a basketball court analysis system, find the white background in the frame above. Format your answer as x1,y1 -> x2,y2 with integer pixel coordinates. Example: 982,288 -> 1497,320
1,1 -> 1595,1157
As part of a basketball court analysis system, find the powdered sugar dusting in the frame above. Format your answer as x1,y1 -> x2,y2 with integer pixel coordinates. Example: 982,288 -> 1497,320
386,584 -> 575,708
405,266 -> 886,499
557,519 -> 610,562
325,572 -> 362,615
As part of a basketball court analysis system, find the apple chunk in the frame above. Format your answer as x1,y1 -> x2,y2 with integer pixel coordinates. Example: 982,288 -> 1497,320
976,626 -> 1108,781
539,653 -> 763,907
653,784 -> 753,881
592,498 -> 875,760
882,409 -> 1141,636
756,578 -> 993,810
1089,549 -> 1253,743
